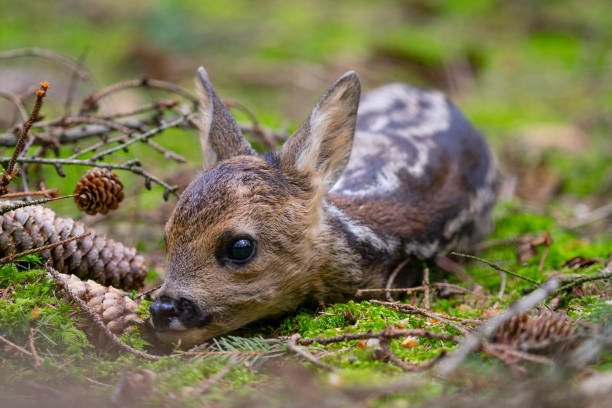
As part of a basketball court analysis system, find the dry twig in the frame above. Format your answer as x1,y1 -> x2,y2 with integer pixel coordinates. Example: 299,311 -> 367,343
451,252 -> 540,285
28,328 -> 42,368
0,334 -> 33,357
1,81 -> 48,195
385,258 -> 410,301
296,327 -> 460,346
286,334 -> 335,370
0,231 -> 90,264
370,300 -> 475,335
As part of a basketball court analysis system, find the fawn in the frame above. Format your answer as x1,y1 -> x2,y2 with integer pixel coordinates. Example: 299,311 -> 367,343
150,67 -> 498,346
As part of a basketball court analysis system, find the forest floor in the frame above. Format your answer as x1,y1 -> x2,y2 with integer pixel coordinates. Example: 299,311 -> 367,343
1,1 -> 611,406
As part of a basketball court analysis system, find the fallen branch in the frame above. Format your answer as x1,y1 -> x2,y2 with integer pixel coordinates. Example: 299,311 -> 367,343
356,282 -> 475,297
0,188 -> 58,199
296,327 -> 461,346
81,77 -> 198,112
28,328 -> 42,368
385,258 -> 410,301
0,231 -> 91,264
376,337 -> 447,372
286,334 -> 335,370
0,334 -> 33,357
451,252 -> 540,285
1,81 -> 48,195
557,265 -> 612,293
0,157 -> 178,199
0,194 -> 74,216
370,300 -> 475,335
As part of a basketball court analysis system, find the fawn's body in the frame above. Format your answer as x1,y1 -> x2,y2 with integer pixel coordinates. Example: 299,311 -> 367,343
151,69 -> 498,346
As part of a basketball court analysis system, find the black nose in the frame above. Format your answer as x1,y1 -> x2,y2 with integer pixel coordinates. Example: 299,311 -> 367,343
149,296 -> 212,330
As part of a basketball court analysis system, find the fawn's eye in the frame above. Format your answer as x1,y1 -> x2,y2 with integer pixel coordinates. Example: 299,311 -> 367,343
227,237 -> 256,263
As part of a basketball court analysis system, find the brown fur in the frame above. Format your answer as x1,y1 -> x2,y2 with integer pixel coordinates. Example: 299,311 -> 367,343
154,69 -> 496,346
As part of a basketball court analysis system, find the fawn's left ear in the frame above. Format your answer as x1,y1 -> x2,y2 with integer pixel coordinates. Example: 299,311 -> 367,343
196,67 -> 256,168
279,71 -> 361,193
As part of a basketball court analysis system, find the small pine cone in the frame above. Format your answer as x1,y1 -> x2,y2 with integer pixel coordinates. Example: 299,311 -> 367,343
74,168 -> 124,215
492,311 -> 577,351
61,273 -> 140,335
0,201 -> 146,290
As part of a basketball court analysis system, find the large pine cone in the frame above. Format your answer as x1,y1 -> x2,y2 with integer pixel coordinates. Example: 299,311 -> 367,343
0,202 -> 146,290
492,311 -> 577,351
61,273 -> 140,335
74,168 -> 124,215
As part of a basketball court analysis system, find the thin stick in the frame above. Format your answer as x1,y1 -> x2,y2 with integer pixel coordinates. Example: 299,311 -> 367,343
88,115 -> 191,161
0,334 -> 33,356
378,338 -> 446,372
135,284 -> 162,300
0,188 -> 58,199
0,231 -> 91,264
0,194 -> 75,216
46,263 -> 162,361
557,266 -> 612,293
357,282 -> 475,297
297,327 -> 460,346
538,245 -> 550,272
28,328 -> 42,367
371,300 -> 473,335
451,252 -> 540,285
385,258 -> 410,301
0,157 -> 179,198
286,334 -> 334,370
371,300 -> 484,324
1,81 -> 48,195
82,78 -> 198,112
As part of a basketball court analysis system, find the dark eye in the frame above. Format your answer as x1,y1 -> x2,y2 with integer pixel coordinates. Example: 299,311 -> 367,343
228,237 -> 256,263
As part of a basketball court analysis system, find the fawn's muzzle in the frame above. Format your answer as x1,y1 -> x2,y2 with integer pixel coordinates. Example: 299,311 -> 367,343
150,296 -> 212,331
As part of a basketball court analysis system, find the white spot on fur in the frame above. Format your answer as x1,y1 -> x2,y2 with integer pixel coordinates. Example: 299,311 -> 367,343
323,202 -> 398,252
404,240 -> 440,258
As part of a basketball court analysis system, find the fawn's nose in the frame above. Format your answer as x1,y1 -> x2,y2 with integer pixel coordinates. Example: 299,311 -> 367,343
150,296 -> 211,330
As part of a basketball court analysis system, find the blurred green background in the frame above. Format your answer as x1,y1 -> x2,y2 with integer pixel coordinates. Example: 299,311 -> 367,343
1,0 -> 610,242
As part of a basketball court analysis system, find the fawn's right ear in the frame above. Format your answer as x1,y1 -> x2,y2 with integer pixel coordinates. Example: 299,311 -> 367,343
195,67 -> 255,168
279,71 -> 361,193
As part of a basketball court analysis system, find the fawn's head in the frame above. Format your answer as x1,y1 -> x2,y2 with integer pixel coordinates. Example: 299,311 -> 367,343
150,67 -> 361,346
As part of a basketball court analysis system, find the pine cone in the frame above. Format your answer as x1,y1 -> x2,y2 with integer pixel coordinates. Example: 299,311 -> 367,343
61,273 -> 140,335
492,311 -> 577,351
74,168 -> 124,215
0,201 -> 146,290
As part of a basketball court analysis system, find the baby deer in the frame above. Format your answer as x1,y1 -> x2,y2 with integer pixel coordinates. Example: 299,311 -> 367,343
150,67 -> 498,346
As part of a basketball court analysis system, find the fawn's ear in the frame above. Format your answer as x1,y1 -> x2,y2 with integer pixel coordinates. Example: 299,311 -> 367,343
279,71 -> 360,193
196,67 -> 255,168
